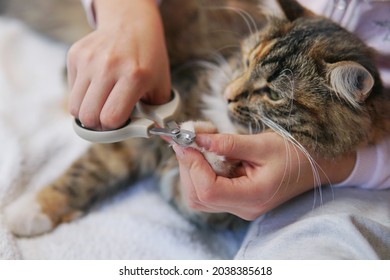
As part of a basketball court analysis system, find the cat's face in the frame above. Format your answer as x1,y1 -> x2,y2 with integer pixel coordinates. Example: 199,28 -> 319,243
224,16 -> 381,158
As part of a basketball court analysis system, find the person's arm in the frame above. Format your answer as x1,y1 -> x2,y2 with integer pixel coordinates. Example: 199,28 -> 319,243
334,136 -> 390,190
69,0 -> 170,130
80,0 -> 162,28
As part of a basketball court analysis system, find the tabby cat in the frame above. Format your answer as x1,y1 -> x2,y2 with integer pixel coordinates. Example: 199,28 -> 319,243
4,0 -> 390,237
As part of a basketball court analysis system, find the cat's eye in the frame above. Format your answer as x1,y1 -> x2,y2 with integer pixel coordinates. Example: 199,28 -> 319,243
267,90 -> 282,101
253,87 -> 282,101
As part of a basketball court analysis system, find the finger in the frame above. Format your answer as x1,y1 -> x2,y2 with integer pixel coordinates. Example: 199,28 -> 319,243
173,145 -> 224,213
68,76 -> 90,118
173,145 -> 270,219
78,78 -> 115,130
196,133 -> 271,162
173,145 -> 254,207
100,77 -> 146,130
66,63 -> 76,90
66,48 -> 78,89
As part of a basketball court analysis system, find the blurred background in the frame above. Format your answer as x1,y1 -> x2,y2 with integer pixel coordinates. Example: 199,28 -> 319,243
0,0 -> 91,44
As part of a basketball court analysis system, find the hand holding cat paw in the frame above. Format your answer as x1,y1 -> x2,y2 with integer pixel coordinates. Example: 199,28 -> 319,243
173,132 -> 356,221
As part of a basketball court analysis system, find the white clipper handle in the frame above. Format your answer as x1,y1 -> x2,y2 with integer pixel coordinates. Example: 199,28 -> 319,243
73,89 -> 181,143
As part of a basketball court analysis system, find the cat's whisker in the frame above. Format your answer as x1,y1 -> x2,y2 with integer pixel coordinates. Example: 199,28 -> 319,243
248,122 -> 253,135
195,60 -> 222,72
215,44 -> 241,54
209,29 -> 242,37
204,6 -> 258,36
261,118 -> 323,191
280,69 -> 295,95
171,61 -> 202,76
253,118 -> 264,134
252,115 -> 266,134
207,50 -> 232,68
186,60 -> 232,84
260,136 -> 293,205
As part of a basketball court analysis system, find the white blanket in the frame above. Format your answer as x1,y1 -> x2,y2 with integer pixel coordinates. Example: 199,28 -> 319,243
0,17 -> 243,259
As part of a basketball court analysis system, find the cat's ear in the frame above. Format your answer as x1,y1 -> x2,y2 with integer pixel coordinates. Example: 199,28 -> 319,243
276,0 -> 315,21
261,0 -> 314,21
327,61 -> 374,107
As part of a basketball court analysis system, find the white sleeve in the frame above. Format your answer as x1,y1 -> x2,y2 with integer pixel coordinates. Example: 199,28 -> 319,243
335,136 -> 390,190
80,0 -> 162,29
81,0 -> 96,28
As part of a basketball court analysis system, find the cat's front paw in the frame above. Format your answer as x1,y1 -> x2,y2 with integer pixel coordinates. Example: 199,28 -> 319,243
4,193 -> 54,237
180,121 -> 240,177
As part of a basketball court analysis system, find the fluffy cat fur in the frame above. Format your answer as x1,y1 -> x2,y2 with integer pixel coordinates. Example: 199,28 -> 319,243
4,0 -> 390,237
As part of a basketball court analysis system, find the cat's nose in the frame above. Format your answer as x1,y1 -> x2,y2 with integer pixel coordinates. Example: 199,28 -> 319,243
226,97 -> 236,104
225,84 -> 249,104
224,77 -> 248,103
224,84 -> 240,103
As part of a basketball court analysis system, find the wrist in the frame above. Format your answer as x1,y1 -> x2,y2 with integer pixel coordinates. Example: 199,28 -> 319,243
93,0 -> 159,29
333,140 -> 390,189
319,152 -> 357,186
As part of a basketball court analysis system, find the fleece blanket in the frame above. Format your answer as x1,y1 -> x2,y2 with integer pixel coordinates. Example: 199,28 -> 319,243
0,17 -> 244,260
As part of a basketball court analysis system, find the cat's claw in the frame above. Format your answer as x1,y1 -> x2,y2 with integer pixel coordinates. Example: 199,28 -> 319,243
4,194 -> 53,237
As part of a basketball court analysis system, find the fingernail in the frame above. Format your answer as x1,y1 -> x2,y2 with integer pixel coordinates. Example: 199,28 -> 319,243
172,144 -> 185,159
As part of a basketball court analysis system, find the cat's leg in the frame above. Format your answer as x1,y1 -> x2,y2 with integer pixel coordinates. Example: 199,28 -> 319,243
5,139 -> 164,237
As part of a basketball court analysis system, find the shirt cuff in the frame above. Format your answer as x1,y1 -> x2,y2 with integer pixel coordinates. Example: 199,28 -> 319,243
81,0 -> 96,28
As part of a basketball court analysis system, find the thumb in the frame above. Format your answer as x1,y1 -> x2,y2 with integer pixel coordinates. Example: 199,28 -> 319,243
172,144 -> 219,187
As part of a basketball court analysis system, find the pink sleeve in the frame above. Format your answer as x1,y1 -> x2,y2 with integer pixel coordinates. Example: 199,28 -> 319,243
80,0 -> 162,28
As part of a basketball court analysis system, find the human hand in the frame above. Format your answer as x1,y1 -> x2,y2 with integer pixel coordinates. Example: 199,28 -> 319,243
172,132 -> 356,220
67,0 -> 170,130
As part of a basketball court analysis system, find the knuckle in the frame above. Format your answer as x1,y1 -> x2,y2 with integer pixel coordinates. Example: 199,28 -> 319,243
124,66 -> 151,86
66,44 -> 79,61
67,43 -> 92,65
100,52 -> 120,70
